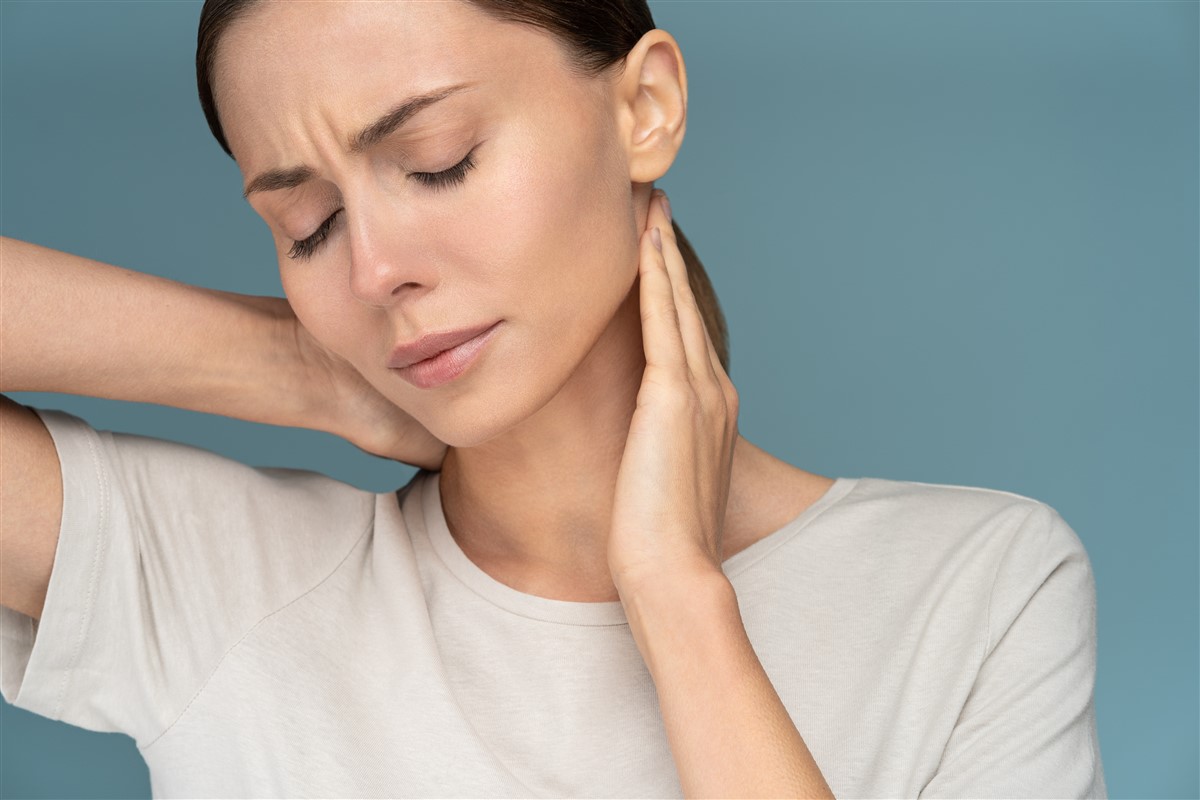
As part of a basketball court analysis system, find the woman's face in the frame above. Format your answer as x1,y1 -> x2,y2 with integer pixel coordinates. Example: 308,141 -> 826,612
215,0 -> 644,446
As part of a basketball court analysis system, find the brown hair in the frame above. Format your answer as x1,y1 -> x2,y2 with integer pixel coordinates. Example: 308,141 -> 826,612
196,0 -> 730,372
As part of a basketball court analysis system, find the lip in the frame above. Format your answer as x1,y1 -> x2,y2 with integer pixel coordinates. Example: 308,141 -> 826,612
388,320 -> 501,369
389,320 -> 502,389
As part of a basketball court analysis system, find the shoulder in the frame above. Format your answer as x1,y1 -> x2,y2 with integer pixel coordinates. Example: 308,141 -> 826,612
33,406 -> 378,539
837,475 -> 1089,578
844,474 -> 1047,523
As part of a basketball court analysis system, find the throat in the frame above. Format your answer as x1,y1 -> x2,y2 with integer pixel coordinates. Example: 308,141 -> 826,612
436,435 -> 834,604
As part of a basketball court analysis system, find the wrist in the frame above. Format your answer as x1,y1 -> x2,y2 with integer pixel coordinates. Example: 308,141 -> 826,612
278,310 -> 347,437
619,568 -> 739,671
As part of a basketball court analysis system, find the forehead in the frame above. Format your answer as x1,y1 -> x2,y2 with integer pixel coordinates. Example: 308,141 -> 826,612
213,0 -> 581,171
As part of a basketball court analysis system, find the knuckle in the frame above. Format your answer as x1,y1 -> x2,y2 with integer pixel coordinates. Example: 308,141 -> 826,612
698,380 -> 724,408
640,302 -> 677,329
719,371 -> 738,396
646,364 -> 692,394
675,384 -> 702,415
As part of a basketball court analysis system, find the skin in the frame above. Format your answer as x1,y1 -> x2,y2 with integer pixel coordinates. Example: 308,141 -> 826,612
215,0 -> 835,603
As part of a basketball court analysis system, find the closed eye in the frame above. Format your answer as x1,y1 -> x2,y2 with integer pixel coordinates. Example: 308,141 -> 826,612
286,143 -> 482,262
287,209 -> 342,261
411,144 -> 479,190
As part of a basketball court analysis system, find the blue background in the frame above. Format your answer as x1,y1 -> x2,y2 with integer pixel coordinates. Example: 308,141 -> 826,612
2,1 -> 1196,797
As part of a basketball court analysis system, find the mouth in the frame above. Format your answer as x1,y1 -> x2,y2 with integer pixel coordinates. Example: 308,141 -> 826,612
387,320 -> 502,369
389,320 -> 502,389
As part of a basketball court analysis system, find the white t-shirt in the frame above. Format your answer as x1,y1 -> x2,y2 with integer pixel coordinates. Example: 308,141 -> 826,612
1,407 -> 1107,799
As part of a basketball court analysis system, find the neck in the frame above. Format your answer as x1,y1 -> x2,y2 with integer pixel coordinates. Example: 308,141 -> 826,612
436,283 -> 637,601
436,283 -> 761,602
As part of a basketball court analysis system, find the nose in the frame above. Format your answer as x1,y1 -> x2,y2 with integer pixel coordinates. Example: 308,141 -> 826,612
345,201 -> 434,307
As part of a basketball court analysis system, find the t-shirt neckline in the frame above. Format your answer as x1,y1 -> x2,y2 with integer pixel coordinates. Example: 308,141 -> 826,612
414,469 -> 858,626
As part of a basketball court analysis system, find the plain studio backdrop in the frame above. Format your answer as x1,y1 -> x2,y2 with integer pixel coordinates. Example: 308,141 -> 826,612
1,1 -> 1195,798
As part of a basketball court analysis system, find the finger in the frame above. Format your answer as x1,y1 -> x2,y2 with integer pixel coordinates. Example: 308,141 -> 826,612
650,192 -> 719,385
691,289 -> 731,387
651,193 -> 737,403
638,223 -> 689,376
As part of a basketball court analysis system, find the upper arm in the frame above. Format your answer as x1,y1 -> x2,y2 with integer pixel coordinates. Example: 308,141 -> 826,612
0,394 -> 63,620
0,405 -> 377,741
918,503 -> 1108,798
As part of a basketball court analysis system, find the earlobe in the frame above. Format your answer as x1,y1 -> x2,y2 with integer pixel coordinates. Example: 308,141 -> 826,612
616,30 -> 688,185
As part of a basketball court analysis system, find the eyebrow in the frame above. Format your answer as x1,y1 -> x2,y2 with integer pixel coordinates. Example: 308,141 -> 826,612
241,82 -> 476,199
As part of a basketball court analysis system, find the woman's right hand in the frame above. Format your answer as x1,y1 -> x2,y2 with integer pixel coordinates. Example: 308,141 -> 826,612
290,316 -> 448,472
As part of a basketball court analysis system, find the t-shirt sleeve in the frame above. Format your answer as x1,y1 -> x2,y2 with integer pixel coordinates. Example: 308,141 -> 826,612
919,502 -> 1108,799
0,407 -> 375,746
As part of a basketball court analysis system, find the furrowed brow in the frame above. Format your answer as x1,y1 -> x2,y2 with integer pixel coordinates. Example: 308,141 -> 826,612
242,82 -> 477,199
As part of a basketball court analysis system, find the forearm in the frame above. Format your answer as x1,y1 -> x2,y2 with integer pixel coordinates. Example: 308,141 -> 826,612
623,572 -> 836,799
0,236 -> 327,431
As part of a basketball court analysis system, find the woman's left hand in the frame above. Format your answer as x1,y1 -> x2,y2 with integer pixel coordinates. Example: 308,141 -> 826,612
608,190 -> 741,601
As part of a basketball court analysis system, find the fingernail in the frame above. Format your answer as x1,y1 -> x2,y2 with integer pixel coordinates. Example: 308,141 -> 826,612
651,226 -> 662,251
659,192 -> 672,223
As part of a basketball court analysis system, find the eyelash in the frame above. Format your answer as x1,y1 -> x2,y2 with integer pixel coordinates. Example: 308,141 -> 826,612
286,145 -> 480,261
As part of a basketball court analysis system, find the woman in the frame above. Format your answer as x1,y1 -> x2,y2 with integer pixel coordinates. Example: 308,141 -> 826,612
0,1 -> 1106,798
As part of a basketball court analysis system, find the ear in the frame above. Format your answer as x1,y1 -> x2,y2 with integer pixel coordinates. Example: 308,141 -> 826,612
612,29 -> 687,186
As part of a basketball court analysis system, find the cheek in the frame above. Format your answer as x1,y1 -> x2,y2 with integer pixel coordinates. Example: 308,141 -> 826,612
280,268 -> 367,363
477,123 -> 630,325
541,153 -> 636,332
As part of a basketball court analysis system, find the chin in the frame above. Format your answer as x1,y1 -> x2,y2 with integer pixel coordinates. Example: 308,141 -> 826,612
414,356 -> 579,450
401,381 -> 528,449
425,413 -> 512,450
